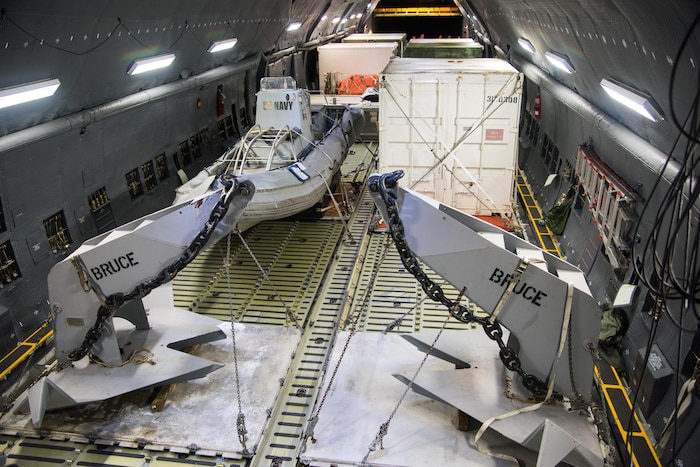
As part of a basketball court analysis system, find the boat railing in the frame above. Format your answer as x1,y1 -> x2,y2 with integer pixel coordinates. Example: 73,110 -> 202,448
226,125 -> 301,175
266,126 -> 298,170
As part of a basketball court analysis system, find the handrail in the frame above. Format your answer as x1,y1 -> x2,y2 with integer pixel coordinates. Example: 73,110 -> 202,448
225,125 -> 301,174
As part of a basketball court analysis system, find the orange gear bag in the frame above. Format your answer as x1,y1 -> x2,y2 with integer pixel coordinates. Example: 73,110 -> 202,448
337,74 -> 379,95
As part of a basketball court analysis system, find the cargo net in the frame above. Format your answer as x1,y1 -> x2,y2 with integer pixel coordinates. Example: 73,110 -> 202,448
337,74 -> 378,95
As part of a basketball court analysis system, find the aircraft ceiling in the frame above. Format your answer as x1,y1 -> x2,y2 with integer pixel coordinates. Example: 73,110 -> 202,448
463,0 -> 700,156
1,0 -> 699,159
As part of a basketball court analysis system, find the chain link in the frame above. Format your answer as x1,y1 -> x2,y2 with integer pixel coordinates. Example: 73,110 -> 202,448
369,171 -> 556,400
226,233 -> 252,457
307,235 -> 393,442
567,314 -> 582,401
0,353 -> 57,415
236,231 -> 301,328
68,176 -> 252,363
363,288 -> 461,463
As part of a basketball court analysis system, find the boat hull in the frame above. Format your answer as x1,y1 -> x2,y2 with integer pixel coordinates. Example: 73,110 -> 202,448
176,105 -> 364,243
236,109 -> 361,230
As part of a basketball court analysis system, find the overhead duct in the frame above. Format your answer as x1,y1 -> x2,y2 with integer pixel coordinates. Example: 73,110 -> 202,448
0,55 -> 262,155
265,28 -> 357,64
510,52 -> 680,185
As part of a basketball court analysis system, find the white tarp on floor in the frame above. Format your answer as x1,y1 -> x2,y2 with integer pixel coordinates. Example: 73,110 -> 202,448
5,321 -> 300,457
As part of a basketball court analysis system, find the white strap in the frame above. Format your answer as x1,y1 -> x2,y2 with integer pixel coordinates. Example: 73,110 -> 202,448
474,282 -> 575,461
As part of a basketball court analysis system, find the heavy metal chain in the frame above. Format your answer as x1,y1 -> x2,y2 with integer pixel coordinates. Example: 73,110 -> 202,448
363,288 -> 462,464
306,235 -> 393,442
226,233 -> 251,457
383,295 -> 429,333
0,352 -> 57,415
235,230 -> 301,328
567,316 -> 582,401
68,175 -> 252,362
368,171 -> 554,400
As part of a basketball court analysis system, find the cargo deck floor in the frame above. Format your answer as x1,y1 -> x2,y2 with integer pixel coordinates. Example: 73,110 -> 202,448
1,143 -> 583,466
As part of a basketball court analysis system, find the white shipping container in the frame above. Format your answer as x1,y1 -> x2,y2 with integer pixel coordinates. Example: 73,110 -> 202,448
342,33 -> 407,56
318,43 -> 398,93
379,58 -> 522,216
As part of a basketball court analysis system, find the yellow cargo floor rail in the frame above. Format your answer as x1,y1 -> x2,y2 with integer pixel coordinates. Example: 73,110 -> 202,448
516,165 -> 660,466
515,167 -> 563,257
0,320 -> 53,380
595,365 -> 661,466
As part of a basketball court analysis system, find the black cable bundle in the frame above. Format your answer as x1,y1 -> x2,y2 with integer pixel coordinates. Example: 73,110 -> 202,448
628,8 -> 700,466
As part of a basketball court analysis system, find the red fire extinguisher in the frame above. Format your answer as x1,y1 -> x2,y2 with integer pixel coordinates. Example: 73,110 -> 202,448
534,92 -> 541,120
216,86 -> 225,117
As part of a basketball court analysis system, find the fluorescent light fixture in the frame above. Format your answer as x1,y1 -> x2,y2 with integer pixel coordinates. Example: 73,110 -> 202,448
340,18 -> 348,24
331,17 -> 341,24
518,37 -> 535,54
287,22 -> 302,32
321,15 -> 328,21
207,38 -> 238,53
545,51 -> 575,74
0,78 -> 61,109
600,78 -> 664,122
127,53 -> 176,75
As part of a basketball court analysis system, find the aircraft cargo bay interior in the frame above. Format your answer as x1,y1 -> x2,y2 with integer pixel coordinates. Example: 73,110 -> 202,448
1,1 -> 699,466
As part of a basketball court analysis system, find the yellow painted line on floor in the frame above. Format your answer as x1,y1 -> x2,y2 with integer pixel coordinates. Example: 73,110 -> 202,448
595,365 -> 661,466
515,166 -> 562,257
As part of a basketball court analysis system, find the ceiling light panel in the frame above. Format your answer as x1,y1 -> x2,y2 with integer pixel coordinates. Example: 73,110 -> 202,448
127,53 -> 176,75
0,78 -> 61,109
600,78 -> 664,122
545,51 -> 575,74
208,38 -> 238,53
518,37 -> 535,54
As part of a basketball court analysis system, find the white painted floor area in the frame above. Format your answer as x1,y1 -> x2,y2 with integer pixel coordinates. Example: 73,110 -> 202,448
3,282 -> 601,466
302,331 -> 520,466
5,321 -> 301,457
302,330 -> 602,467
